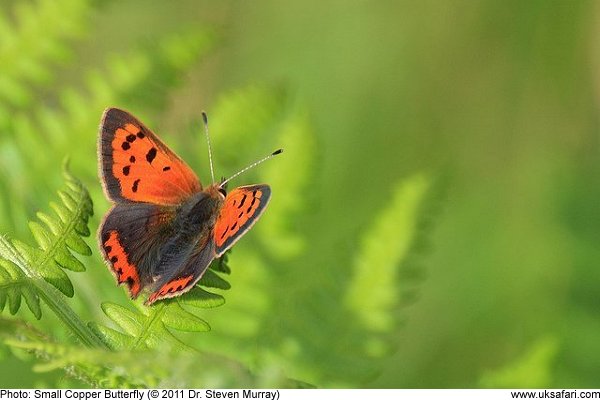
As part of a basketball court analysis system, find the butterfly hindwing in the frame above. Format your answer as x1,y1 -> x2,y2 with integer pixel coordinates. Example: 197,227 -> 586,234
100,202 -> 178,297
99,108 -> 202,205
214,185 -> 271,257
146,239 -> 216,305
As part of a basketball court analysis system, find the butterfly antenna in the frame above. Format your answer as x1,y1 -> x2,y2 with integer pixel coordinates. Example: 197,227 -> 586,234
220,149 -> 283,188
202,111 -> 216,184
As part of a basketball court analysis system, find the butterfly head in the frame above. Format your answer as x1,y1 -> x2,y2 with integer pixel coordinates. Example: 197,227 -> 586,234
204,184 -> 227,202
218,177 -> 228,197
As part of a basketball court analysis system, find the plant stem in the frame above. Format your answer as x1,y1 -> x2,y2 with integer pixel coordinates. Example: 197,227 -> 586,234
35,277 -> 109,349
0,237 -> 108,349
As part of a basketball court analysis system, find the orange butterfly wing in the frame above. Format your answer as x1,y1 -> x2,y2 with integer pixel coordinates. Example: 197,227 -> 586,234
214,185 -> 271,256
99,108 -> 201,205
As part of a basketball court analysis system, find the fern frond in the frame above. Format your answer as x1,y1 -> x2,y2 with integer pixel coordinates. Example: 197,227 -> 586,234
343,174 -> 432,360
0,163 -> 92,300
5,335 -> 298,388
181,87 -> 317,379
0,164 -> 104,348
210,84 -> 288,168
0,28 -> 213,240
0,313 -> 48,342
480,337 -> 559,388
0,0 -> 89,114
68,29 -> 210,139
206,85 -> 316,260
4,338 -> 160,388
257,109 -> 316,259
92,272 -> 227,350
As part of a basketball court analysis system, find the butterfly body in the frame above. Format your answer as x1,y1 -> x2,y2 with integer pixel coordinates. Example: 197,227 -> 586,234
98,108 -> 273,305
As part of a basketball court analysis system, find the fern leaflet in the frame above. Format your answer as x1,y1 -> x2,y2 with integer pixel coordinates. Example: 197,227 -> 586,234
92,262 -> 228,350
0,162 -> 104,348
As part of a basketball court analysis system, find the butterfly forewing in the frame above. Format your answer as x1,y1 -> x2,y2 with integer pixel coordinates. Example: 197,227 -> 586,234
100,108 -> 202,205
214,185 -> 271,256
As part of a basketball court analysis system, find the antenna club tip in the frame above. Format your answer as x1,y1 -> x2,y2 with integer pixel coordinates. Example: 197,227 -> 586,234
272,148 -> 283,155
202,111 -> 208,124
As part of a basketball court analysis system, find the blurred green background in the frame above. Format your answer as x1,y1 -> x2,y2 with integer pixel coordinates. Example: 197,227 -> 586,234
1,0 -> 599,388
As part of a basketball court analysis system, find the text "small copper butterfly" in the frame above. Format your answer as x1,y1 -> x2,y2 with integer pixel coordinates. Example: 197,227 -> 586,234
98,108 -> 281,305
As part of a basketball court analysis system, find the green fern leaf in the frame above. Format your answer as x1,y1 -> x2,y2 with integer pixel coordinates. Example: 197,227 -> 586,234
88,323 -> 134,350
198,269 -> 232,290
480,337 -> 559,388
161,303 -> 210,332
210,84 -> 288,169
4,333 -> 297,388
179,286 -> 226,309
94,302 -> 190,351
3,338 -> 156,388
206,85 -> 316,261
345,174 -> 431,333
95,279 -> 226,350
2,28 -> 214,239
0,164 -> 105,348
0,0 -> 89,115
257,109 -> 316,259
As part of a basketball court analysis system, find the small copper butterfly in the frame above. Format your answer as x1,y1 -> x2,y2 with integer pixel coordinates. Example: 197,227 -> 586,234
98,108 -> 281,305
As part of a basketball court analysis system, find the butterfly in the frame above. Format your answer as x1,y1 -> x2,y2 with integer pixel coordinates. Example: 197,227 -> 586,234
98,108 -> 281,305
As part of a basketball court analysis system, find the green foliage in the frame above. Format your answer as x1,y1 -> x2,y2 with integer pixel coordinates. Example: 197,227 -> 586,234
0,0 -> 89,116
0,166 -> 235,386
193,85 -> 441,387
0,0 -> 211,238
92,286 -> 225,351
480,337 -> 559,388
4,335 -> 303,388
0,0 -> 445,389
0,164 -> 105,347
345,174 -> 430,334
257,109 -> 315,259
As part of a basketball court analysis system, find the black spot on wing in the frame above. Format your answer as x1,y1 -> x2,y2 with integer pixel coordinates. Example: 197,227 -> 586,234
238,194 -> 247,208
163,166 -> 171,172
137,131 -> 145,139
146,147 -> 157,163
246,196 -> 257,213
122,166 -> 130,176
132,179 -> 140,193
220,226 -> 229,239
126,134 -> 136,143
122,142 -> 131,150
130,155 -> 136,163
